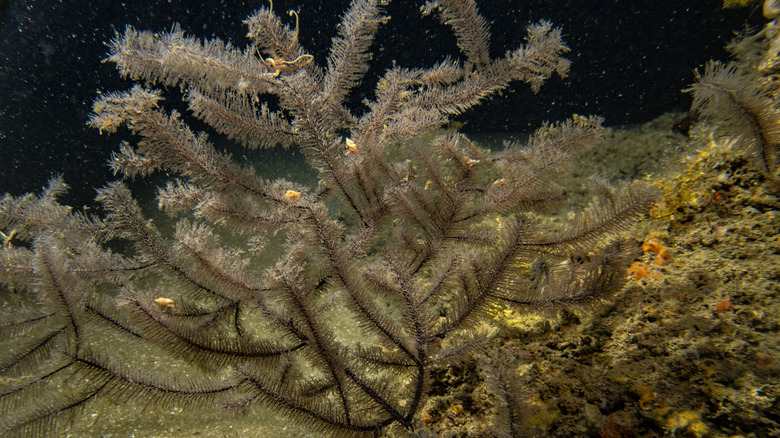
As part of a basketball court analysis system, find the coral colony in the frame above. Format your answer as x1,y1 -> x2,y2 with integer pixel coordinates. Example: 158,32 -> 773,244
0,0 -> 665,436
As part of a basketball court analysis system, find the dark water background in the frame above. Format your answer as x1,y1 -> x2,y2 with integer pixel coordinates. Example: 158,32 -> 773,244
0,0 -> 764,207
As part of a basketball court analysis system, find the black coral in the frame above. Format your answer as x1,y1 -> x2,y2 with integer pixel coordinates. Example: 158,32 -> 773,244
0,0 -> 657,436
686,60 -> 780,176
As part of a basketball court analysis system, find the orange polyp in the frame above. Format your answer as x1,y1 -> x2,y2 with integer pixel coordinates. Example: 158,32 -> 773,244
642,240 -> 671,265
627,262 -> 663,281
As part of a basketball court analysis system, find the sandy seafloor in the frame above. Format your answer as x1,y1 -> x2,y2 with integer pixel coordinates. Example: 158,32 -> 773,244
62,112 -> 779,438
